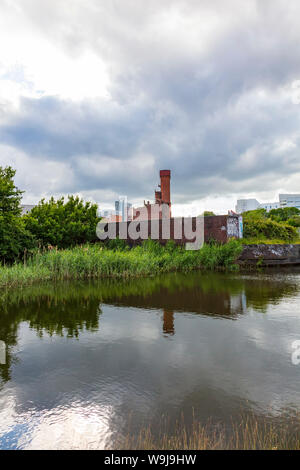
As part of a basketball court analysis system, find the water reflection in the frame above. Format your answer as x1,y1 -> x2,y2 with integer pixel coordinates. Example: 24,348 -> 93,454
163,310 -> 175,336
0,272 -> 299,386
1,271 -> 300,449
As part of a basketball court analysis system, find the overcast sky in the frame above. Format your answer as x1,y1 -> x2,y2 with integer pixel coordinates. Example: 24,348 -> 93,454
0,0 -> 300,215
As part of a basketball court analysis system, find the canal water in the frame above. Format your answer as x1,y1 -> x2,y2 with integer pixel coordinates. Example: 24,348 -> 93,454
0,271 -> 300,449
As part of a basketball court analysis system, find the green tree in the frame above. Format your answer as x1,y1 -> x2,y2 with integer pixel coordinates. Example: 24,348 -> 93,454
202,211 -> 216,217
268,207 -> 300,222
0,166 -> 23,216
0,166 -> 36,263
23,195 -> 101,248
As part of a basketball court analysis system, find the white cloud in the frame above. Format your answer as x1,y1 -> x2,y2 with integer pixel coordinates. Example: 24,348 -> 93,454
0,0 -> 300,211
0,144 -> 75,202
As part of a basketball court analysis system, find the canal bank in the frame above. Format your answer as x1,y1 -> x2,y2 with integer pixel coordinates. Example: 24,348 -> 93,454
2,242 -> 300,292
239,244 -> 300,267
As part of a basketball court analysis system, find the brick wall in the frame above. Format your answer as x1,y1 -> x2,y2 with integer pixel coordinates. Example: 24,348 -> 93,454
99,215 -> 241,246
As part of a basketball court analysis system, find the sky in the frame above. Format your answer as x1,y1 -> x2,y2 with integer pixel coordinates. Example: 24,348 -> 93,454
0,0 -> 300,215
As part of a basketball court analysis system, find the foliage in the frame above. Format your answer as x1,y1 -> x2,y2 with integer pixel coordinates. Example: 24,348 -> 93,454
287,216 -> 300,228
239,237 -> 300,245
0,241 -> 242,289
106,237 -> 129,251
0,217 -> 36,263
0,166 -> 23,216
243,208 -> 267,220
0,166 -> 36,263
268,207 -> 300,222
243,208 -> 298,242
202,211 -> 215,217
243,216 -> 297,241
23,195 -> 101,249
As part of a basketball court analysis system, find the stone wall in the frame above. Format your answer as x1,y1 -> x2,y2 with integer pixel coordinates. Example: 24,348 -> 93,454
239,244 -> 300,266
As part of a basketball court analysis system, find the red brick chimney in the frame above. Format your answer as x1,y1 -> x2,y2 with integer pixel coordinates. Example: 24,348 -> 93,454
133,169 -> 172,221
160,169 -> 171,206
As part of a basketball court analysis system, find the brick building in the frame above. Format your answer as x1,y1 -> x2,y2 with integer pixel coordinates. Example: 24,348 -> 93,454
98,169 -> 243,245
133,169 -> 172,220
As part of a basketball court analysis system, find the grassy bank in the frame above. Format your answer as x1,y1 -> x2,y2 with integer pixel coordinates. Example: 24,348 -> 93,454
240,237 -> 300,245
0,240 -> 242,289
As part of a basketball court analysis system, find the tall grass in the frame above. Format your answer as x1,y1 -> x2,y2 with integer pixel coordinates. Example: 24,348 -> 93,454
240,237 -> 300,245
117,414 -> 300,450
0,240 -> 242,289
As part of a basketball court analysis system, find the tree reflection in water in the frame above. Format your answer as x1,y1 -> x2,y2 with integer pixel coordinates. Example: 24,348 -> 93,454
1,270 -> 299,384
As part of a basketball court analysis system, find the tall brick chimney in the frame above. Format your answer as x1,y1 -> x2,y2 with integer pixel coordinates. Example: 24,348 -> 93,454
160,169 -> 171,205
134,169 -> 172,221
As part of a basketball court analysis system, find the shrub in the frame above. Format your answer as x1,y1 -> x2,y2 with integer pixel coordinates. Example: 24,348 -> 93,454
243,216 -> 297,241
23,195 -> 101,249
0,215 -> 36,263
269,207 -> 300,222
287,216 -> 300,228
243,208 -> 268,220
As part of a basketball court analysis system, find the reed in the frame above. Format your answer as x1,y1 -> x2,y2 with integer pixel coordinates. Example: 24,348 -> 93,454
0,240 -> 242,289
117,414 -> 300,450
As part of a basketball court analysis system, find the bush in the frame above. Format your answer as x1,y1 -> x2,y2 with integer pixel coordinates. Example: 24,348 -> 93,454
287,216 -> 300,228
269,207 -> 300,222
0,215 -> 36,263
23,195 -> 101,249
243,216 -> 297,241
243,208 -> 267,220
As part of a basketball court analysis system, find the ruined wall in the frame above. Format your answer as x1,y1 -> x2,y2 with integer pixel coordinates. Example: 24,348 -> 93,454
99,215 -> 241,246
239,244 -> 300,266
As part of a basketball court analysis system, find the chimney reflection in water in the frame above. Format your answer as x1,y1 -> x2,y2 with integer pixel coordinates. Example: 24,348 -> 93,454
163,309 -> 175,336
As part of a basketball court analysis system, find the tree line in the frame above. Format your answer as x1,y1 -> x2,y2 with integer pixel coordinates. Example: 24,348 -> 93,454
0,166 -> 101,263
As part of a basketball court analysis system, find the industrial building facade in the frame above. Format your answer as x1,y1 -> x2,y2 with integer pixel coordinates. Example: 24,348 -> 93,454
98,169 -> 243,246
132,169 -> 172,220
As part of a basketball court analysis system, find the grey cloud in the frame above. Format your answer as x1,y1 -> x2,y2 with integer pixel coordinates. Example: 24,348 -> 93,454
1,89 -> 300,203
0,96 -> 154,160
1,0 -> 300,205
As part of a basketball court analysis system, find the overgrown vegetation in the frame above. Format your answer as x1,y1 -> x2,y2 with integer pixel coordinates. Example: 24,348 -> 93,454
243,208 -> 299,242
118,414 -> 300,450
0,240 -> 242,289
269,207 -> 300,226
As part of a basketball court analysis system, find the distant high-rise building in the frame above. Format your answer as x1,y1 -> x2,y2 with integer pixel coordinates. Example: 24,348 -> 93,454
115,197 -> 132,222
235,194 -> 300,214
21,204 -> 36,215
258,202 -> 280,211
279,194 -> 300,210
235,199 -> 260,214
